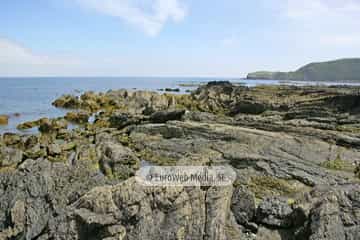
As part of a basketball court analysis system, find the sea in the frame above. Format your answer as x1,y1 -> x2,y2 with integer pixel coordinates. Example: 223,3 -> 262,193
1,76 -> 360,134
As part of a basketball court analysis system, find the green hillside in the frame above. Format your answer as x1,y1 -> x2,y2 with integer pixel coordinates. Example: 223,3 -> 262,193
247,58 -> 360,81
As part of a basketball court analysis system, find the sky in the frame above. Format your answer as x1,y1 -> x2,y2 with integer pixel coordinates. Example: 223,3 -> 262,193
0,0 -> 360,77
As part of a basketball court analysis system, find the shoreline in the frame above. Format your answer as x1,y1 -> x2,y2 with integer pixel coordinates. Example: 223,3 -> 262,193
1,81 -> 360,239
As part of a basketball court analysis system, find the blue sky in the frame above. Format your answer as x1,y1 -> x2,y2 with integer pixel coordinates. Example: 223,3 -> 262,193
1,0 -> 359,77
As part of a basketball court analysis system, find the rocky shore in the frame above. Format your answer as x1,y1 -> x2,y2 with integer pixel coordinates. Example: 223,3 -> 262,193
1,81 -> 360,240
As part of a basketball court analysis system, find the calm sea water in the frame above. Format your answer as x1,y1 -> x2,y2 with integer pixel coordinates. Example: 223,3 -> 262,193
1,77 -> 360,134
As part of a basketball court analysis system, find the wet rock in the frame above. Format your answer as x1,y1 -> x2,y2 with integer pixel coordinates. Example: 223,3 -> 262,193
0,115 -> 9,125
149,110 -> 185,123
52,94 -> 80,108
164,88 -> 180,92
38,118 -> 68,133
65,111 -> 90,124
17,120 -> 39,130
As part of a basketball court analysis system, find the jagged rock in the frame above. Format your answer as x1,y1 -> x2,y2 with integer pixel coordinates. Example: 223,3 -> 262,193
149,110 -> 185,123
65,111 -> 90,124
2,83 -> 360,239
256,197 -> 294,228
304,185 -> 360,240
109,113 -> 141,129
0,158 -> 107,240
17,120 -> 39,130
68,178 -> 238,240
231,186 -> 256,226
38,118 -> 68,133
52,94 -> 80,108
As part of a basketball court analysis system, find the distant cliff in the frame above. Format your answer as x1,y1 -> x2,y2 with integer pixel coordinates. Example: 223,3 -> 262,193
247,58 -> 360,81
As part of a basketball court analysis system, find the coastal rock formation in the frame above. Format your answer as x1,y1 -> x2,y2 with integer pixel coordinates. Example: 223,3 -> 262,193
1,82 -> 360,239
65,111 -> 90,124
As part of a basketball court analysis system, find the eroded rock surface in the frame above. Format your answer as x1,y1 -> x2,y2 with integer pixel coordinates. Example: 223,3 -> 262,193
2,82 -> 360,239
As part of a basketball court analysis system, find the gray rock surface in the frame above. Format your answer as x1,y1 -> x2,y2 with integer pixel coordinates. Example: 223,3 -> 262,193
1,82 -> 360,239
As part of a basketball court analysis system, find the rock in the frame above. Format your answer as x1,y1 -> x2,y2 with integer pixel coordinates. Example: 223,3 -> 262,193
149,110 -> 186,123
38,118 -> 68,133
109,113 -> 141,129
61,142 -> 76,151
24,144 -> 47,159
68,177 -> 238,240
48,143 -> 62,155
304,185 -> 360,240
0,158 -> 107,240
2,133 -> 21,145
98,142 -> 140,179
204,186 -> 234,240
230,101 -> 268,115
52,94 -> 80,108
231,186 -> 256,226
0,115 -> 9,125
0,147 -> 23,167
17,120 -> 40,130
1,83 -> 360,239
65,111 -> 90,124
164,88 -> 180,92
355,162 -> 360,178
256,197 -> 294,228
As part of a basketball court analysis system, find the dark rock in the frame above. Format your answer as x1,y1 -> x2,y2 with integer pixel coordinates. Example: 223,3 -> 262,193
149,110 -> 185,123
52,94 -> 80,108
38,118 -> 68,133
231,186 -> 256,225
164,88 -> 180,92
65,111 -> 90,124
17,120 -> 39,130
230,101 -> 268,115
256,197 -> 294,228
306,185 -> 360,240
109,113 -> 141,129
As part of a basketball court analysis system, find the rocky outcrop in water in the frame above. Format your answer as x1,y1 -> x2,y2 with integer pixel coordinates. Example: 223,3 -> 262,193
1,81 -> 360,239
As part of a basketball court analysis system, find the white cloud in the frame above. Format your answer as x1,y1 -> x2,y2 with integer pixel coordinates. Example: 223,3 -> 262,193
76,0 -> 187,36
0,38 -> 49,65
0,38 -> 81,65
